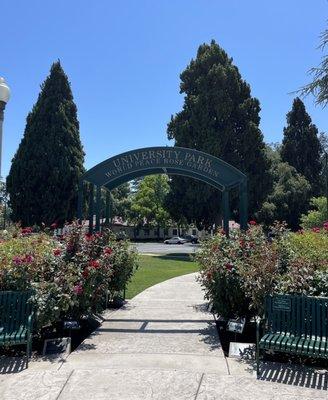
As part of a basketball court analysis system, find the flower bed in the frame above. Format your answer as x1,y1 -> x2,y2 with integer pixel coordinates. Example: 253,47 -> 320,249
0,223 -> 138,330
197,222 -> 328,319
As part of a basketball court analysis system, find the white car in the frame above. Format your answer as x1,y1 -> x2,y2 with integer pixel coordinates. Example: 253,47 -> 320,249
164,236 -> 187,244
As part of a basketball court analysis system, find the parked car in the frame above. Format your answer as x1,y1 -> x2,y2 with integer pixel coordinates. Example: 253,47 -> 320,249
183,234 -> 199,244
164,236 -> 187,244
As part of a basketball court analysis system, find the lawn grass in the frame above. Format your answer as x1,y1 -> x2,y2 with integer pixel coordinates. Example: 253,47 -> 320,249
125,254 -> 199,299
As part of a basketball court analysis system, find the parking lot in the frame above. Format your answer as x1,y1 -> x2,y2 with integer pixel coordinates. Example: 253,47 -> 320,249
131,242 -> 199,255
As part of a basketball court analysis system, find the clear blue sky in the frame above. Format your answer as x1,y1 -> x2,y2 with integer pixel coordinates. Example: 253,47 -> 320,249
1,1 -> 327,177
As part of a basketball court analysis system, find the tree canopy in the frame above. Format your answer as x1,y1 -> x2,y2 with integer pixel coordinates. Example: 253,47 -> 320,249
110,183 -> 132,221
166,40 -> 271,229
281,98 -> 322,195
257,162 -> 311,230
130,175 -> 170,234
301,197 -> 328,229
7,61 -> 85,226
301,29 -> 328,106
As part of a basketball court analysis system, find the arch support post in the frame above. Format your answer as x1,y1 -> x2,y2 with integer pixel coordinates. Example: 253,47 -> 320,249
77,180 -> 83,224
239,181 -> 248,231
222,189 -> 230,237
95,186 -> 101,232
88,183 -> 94,234
105,191 -> 111,225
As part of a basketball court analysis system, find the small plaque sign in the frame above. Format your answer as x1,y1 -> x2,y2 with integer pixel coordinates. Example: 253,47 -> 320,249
43,337 -> 71,356
273,297 -> 291,312
227,317 -> 246,334
63,320 -> 80,330
229,342 -> 255,358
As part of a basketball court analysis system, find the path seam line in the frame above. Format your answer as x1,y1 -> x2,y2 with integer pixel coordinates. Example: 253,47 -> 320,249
194,372 -> 205,400
55,369 -> 74,400
224,354 -> 231,375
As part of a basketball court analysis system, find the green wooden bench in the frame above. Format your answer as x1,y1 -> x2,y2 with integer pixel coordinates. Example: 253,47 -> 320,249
256,294 -> 328,377
0,291 -> 34,365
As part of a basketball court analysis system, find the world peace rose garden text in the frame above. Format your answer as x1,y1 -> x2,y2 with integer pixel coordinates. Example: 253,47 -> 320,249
104,149 -> 220,179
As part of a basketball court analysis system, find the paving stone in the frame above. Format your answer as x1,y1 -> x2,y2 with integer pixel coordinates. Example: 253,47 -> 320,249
58,369 -> 202,400
1,272 -> 327,399
0,370 -> 72,400
61,353 -> 228,374
196,374 -> 328,400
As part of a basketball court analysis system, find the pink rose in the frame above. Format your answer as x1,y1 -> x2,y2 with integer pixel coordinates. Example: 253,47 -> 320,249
73,284 -> 83,295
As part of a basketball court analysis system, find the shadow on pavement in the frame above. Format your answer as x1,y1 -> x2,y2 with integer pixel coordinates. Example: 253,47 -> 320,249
259,361 -> 328,391
0,357 -> 27,374
233,349 -> 328,391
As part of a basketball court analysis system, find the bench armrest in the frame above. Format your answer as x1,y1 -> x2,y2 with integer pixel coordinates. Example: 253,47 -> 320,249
256,316 -> 263,347
27,311 -> 34,334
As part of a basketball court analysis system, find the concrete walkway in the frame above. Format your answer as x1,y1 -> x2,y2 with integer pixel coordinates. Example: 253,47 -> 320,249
1,273 -> 327,399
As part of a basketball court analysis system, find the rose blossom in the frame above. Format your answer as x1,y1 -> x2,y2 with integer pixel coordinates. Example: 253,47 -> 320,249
82,268 -> 90,278
73,284 -> 83,295
89,260 -> 100,269
225,263 -> 233,271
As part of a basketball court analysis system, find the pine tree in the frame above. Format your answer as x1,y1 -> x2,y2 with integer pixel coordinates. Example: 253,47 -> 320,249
7,61 -> 85,226
281,98 -> 322,195
166,40 -> 272,228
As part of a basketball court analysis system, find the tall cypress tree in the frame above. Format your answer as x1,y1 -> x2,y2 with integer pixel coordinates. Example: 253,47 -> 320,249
7,61 -> 85,226
281,98 -> 322,195
166,40 -> 272,228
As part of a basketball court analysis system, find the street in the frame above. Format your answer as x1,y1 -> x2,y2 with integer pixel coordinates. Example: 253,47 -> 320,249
131,242 -> 199,255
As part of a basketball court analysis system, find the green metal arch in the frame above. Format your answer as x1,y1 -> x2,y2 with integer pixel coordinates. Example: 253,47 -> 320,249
78,146 -> 248,233
81,146 -> 246,190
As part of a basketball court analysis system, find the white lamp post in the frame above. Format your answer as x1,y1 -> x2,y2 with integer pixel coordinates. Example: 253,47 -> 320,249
0,77 -> 11,179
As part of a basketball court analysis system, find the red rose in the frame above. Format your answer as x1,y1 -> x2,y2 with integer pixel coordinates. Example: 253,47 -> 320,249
225,263 -> 233,271
206,271 -> 213,280
53,248 -> 61,256
21,227 -> 33,235
249,220 -> 257,226
312,227 -> 320,233
104,247 -> 113,255
82,268 -> 90,278
50,223 -> 58,230
89,260 -> 100,269
85,233 -> 93,241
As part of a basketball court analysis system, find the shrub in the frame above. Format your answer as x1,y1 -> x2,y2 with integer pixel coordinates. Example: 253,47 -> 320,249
197,222 -> 328,319
287,228 -> 328,268
301,197 -> 328,229
0,222 -> 138,329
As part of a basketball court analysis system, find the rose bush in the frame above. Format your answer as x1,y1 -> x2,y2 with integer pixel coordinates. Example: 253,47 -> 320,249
0,222 -> 138,329
197,222 -> 328,319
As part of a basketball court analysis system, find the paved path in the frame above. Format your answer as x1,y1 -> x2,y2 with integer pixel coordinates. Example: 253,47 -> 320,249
1,273 -> 327,399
